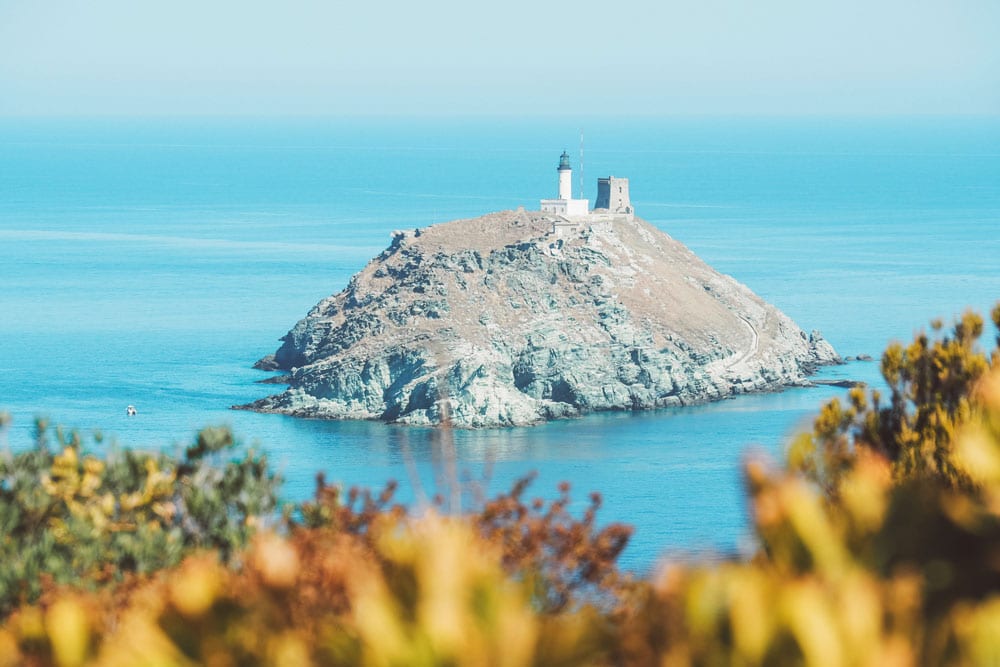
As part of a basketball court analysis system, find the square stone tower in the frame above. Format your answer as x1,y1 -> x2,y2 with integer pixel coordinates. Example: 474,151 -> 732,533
595,177 -> 632,214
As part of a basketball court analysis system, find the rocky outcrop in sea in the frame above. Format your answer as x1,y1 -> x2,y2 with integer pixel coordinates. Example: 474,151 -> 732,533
238,210 -> 839,427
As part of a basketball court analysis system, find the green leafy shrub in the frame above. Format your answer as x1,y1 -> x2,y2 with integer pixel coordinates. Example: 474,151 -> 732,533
0,423 -> 279,614
789,305 -> 1000,493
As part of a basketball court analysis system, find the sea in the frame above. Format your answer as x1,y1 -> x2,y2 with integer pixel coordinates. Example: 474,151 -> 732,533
1,116 -> 999,572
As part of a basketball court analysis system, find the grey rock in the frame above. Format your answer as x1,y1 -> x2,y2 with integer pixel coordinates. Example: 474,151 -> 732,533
237,211 -> 841,427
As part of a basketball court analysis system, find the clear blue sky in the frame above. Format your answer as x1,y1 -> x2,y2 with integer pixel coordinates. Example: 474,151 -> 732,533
1,0 -> 998,116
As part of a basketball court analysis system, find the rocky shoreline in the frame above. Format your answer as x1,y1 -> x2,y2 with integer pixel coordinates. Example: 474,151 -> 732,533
237,210 -> 840,427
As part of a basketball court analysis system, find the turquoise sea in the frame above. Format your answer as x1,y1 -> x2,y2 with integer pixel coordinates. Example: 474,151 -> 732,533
2,116 -> 999,571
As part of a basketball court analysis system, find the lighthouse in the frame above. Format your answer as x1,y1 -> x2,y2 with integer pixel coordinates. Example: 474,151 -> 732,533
541,151 -> 589,218
557,150 -> 572,199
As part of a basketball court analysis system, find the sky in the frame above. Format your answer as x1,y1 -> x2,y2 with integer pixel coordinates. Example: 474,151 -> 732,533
1,0 -> 998,116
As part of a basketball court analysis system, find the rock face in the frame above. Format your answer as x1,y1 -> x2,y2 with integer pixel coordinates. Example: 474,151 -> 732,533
240,211 -> 839,427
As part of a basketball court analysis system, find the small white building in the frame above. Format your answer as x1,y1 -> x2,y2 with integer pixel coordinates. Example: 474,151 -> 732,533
540,151 -> 589,218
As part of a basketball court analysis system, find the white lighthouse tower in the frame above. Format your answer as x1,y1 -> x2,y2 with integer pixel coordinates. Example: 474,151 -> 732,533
541,150 -> 589,218
557,150 -> 572,199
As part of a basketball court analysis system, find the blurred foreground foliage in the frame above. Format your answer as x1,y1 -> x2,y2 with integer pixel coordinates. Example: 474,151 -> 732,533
0,423 -> 278,617
1,304 -> 1000,666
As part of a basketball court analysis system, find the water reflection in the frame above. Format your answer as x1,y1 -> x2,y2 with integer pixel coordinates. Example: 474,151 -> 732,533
245,378 -> 862,572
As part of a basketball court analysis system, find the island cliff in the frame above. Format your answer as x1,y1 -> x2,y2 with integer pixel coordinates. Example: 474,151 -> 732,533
238,209 -> 840,427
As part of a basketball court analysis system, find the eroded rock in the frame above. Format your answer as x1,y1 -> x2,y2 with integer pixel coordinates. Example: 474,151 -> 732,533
238,211 -> 840,427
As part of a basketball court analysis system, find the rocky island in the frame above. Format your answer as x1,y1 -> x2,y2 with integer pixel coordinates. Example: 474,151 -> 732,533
239,157 -> 839,427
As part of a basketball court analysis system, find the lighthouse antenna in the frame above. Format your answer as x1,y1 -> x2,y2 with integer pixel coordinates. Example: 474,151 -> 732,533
579,129 -> 585,201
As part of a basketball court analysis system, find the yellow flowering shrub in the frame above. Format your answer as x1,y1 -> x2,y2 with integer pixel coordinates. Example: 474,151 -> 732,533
0,424 -> 279,615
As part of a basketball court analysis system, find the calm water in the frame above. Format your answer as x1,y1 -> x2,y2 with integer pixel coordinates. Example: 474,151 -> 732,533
2,116 -> 999,570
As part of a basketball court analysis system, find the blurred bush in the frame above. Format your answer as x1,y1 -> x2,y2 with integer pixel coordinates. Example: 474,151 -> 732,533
0,424 -> 279,616
1,305 -> 999,666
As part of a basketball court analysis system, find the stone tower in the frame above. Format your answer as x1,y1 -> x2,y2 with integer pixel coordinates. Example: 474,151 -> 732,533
595,176 -> 632,214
